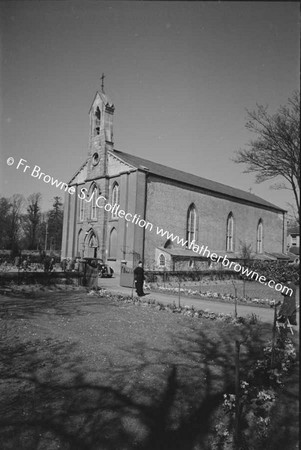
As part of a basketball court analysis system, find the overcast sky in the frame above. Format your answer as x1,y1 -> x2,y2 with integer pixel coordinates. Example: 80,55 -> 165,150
0,1 -> 299,213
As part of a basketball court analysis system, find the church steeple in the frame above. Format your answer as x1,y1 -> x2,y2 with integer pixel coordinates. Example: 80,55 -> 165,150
87,80 -> 115,178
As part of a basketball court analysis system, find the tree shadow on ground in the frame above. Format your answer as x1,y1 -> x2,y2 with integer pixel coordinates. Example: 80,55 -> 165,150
0,291 -> 108,320
0,305 -> 298,450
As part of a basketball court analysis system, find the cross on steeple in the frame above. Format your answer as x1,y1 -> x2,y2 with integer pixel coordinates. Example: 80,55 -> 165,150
100,73 -> 105,93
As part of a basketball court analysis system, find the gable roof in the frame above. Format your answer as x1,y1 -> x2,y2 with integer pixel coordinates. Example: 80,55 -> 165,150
68,159 -> 88,185
113,149 -> 285,212
287,226 -> 300,235
88,90 -> 114,113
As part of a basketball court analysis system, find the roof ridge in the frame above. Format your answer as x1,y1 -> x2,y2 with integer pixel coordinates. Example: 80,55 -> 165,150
113,149 -> 285,212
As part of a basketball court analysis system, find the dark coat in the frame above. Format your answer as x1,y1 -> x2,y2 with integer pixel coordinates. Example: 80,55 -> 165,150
134,266 -> 145,282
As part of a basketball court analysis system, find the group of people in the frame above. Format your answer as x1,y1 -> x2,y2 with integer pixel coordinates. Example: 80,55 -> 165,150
43,257 -> 56,273
14,255 -> 32,271
60,258 -> 80,272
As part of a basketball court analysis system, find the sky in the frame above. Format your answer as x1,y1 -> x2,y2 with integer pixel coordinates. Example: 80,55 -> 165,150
0,1 -> 299,215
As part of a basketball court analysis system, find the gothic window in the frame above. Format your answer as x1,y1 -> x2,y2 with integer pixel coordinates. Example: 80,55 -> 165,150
226,213 -> 234,252
257,219 -> 263,253
88,233 -> 98,248
77,229 -> 83,257
109,227 -> 117,259
189,258 -> 194,269
186,204 -> 197,245
159,254 -> 166,267
90,185 -> 98,220
94,107 -> 101,136
111,182 -> 120,217
79,197 -> 84,222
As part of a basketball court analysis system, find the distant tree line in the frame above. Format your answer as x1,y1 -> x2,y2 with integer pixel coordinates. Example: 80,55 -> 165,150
0,194 -> 63,257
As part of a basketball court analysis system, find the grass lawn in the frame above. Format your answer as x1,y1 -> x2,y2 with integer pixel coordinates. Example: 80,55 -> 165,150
0,290 -> 299,450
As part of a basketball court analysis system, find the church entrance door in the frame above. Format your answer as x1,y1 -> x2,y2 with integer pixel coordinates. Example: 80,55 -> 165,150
84,230 -> 99,259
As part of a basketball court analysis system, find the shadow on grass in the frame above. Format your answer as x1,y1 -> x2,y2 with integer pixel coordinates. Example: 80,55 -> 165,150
0,304 -> 298,450
0,291 -> 108,320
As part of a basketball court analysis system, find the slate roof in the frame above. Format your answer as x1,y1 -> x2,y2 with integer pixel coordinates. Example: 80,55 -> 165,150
113,149 -> 285,212
158,247 -> 238,259
264,252 -> 290,260
158,247 -> 289,261
287,226 -> 300,235
288,247 -> 300,255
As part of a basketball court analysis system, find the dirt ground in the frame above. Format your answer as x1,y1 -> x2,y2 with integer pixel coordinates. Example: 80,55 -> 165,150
0,289 -> 299,450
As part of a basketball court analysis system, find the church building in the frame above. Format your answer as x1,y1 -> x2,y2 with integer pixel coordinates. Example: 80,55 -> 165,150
61,87 -> 288,273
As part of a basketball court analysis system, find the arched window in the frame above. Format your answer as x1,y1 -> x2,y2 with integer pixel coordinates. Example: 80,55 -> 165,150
186,204 -> 197,245
109,227 -> 117,259
159,254 -> 166,267
94,107 -> 101,136
79,196 -> 84,222
88,231 -> 98,258
226,213 -> 234,252
88,232 -> 98,248
90,185 -> 97,220
257,219 -> 263,253
189,258 -> 194,269
111,182 -> 120,218
77,229 -> 83,257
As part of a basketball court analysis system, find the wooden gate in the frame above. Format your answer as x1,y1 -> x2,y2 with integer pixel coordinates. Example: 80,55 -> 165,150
120,264 -> 134,288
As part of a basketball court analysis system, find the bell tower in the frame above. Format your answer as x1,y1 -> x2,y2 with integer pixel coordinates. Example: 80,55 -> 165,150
87,74 -> 115,179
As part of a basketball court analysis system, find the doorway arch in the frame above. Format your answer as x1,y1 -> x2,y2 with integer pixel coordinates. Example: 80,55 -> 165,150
84,229 -> 99,258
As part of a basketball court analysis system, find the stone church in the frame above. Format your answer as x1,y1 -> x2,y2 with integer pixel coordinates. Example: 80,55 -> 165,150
61,88 -> 288,273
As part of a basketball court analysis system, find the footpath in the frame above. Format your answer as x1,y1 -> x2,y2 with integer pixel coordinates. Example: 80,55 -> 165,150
99,276 -> 283,325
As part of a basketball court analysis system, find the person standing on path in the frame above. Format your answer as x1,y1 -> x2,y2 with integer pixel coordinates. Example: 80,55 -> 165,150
134,261 -> 145,297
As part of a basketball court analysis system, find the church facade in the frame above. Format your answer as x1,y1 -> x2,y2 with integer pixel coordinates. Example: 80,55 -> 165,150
61,89 -> 288,273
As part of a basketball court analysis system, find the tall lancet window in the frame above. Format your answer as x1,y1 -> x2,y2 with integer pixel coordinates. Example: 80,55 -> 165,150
109,227 -> 117,259
111,182 -> 120,218
79,197 -> 85,222
257,219 -> 263,254
186,204 -> 197,245
226,213 -> 234,252
90,186 -> 98,220
94,106 -> 101,136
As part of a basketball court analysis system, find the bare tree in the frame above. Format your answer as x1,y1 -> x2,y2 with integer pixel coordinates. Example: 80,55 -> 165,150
7,194 -> 25,255
233,91 -> 300,222
0,197 -> 11,249
25,193 -> 42,250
